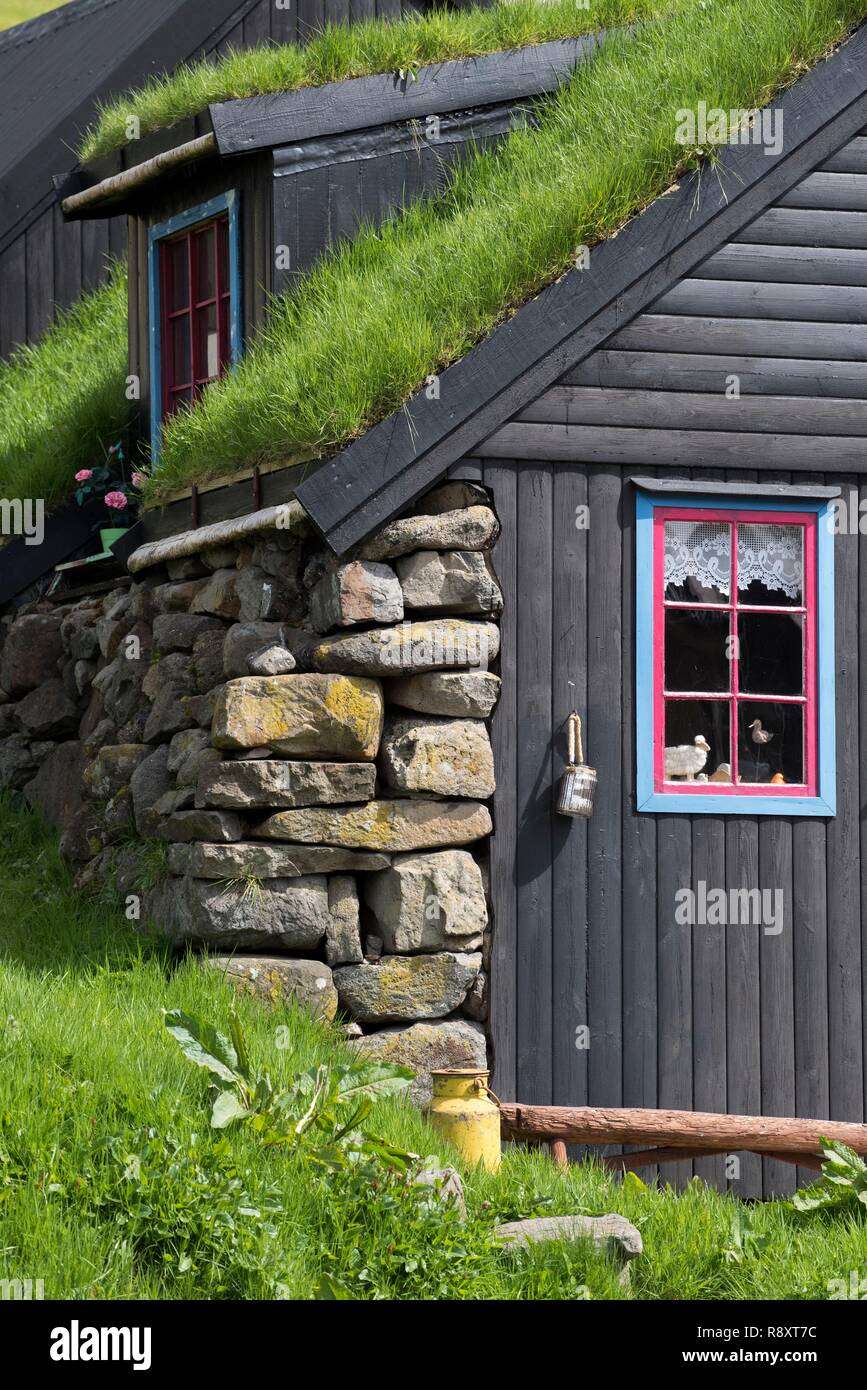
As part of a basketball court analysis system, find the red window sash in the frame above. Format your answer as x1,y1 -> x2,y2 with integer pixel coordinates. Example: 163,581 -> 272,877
159,215 -> 230,422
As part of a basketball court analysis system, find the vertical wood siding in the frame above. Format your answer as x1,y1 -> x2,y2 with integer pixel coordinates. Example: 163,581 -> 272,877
476,127 -> 867,1198
479,458 -> 866,1198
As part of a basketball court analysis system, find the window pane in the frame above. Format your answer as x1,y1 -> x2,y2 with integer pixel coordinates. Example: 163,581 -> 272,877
738,702 -> 803,784
738,613 -> 803,696
664,520 -> 730,603
171,315 -> 191,386
217,217 -> 229,291
165,238 -> 189,311
167,386 -> 192,417
219,296 -> 230,371
664,700 -> 729,782
194,225 -> 216,302
738,523 -> 803,606
665,609 -> 730,693
195,304 -> 219,380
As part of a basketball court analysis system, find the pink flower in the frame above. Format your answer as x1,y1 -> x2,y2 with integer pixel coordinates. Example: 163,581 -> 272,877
75,469 -> 93,482
104,491 -> 128,510
131,472 -> 147,489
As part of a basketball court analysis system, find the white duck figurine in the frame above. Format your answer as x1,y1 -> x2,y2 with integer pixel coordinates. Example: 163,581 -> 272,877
665,734 -> 711,781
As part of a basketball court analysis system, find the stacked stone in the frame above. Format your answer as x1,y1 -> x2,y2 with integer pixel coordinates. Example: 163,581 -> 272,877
0,483 -> 502,1101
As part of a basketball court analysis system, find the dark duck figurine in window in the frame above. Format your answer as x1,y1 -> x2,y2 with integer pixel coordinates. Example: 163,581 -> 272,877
748,719 -> 774,746
748,718 -> 774,781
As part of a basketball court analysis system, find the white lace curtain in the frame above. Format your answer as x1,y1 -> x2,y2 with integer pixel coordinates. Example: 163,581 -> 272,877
664,521 -> 803,601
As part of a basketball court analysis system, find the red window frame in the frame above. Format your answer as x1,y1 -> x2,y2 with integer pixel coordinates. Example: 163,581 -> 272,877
652,506 -> 818,797
159,213 -> 231,422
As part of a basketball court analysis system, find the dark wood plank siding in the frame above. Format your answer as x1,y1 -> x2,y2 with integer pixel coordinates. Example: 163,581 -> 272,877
553,464 -> 590,1111
587,467 -> 624,1134
483,458 -> 865,1197
479,131 -> 867,470
481,125 -> 867,1196
514,465 -> 554,1104
827,472 -> 863,1126
271,102 -> 527,294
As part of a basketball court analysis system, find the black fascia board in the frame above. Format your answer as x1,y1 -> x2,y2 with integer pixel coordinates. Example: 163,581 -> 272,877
210,33 -> 609,156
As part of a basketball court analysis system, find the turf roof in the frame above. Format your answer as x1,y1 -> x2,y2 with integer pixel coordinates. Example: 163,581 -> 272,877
2,0 -> 866,514
78,0 -> 682,162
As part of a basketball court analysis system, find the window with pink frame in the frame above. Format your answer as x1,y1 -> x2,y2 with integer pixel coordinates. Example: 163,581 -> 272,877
653,506 -> 817,797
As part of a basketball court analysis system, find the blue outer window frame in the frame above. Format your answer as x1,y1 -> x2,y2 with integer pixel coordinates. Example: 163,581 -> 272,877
147,191 -> 242,459
635,490 -> 836,816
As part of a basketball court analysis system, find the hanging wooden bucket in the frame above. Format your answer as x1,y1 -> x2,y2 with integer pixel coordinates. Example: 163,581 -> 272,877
555,711 -> 597,818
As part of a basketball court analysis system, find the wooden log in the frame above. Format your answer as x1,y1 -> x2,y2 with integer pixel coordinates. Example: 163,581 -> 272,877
62,135 -> 218,218
125,499 -> 309,573
500,1104 -> 867,1156
603,1147 -> 823,1173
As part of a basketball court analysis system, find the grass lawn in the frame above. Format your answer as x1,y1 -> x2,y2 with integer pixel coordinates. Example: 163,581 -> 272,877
0,792 -> 864,1301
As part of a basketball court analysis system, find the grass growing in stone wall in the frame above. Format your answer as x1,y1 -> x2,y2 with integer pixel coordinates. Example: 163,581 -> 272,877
0,264 -> 129,508
1,791 -> 866,1300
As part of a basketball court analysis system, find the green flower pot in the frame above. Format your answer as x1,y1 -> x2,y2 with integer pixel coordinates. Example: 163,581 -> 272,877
99,527 -> 127,554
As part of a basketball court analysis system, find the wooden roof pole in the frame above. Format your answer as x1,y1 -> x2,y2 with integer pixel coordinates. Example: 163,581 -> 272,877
124,498 -> 309,573
500,1104 -> 867,1156
61,133 -> 218,216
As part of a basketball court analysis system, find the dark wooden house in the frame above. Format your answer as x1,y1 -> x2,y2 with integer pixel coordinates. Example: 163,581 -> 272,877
60,21 -> 867,1196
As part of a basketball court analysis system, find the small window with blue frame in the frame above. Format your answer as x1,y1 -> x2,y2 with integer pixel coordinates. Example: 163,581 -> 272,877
147,191 -> 241,456
635,490 -> 836,816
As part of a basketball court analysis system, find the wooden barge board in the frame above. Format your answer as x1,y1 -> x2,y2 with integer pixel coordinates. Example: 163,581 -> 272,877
210,35 -> 609,156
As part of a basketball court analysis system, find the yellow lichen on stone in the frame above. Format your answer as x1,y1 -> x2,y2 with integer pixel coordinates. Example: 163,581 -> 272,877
256,799 -> 492,851
211,673 -> 383,759
322,676 -> 384,758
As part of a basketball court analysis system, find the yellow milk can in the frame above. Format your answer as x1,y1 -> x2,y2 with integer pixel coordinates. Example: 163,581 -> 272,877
427,1068 -> 501,1172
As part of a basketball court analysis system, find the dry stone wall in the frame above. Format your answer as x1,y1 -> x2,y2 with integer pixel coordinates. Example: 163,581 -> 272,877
0,482 -> 501,1103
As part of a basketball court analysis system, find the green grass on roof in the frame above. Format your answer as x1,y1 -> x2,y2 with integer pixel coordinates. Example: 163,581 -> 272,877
4,1 -> 865,514
0,0 -> 65,32
79,1 -> 685,162
0,264 -> 129,508
143,0 -> 867,505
